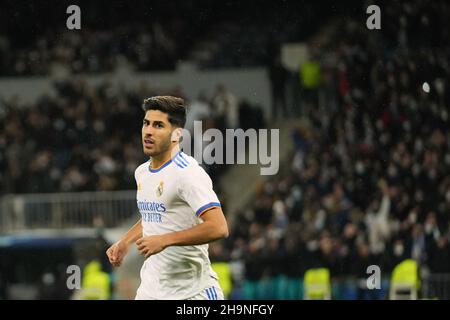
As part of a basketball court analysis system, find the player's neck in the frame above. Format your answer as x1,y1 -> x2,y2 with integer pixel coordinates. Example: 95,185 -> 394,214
151,144 -> 180,169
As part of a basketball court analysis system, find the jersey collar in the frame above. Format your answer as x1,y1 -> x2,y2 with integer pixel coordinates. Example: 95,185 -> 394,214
148,150 -> 182,173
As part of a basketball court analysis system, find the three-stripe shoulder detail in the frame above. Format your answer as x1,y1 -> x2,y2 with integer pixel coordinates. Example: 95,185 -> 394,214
173,152 -> 190,169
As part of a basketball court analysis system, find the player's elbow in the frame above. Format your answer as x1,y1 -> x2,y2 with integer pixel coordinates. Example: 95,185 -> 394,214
210,223 -> 229,240
204,214 -> 229,240
217,223 -> 229,239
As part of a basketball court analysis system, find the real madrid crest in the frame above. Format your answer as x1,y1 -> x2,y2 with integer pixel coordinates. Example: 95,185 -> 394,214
156,181 -> 164,197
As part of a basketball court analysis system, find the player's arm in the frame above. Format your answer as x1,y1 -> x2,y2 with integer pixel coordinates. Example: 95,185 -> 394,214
106,218 -> 143,267
136,207 -> 228,258
120,218 -> 143,245
165,206 -> 228,245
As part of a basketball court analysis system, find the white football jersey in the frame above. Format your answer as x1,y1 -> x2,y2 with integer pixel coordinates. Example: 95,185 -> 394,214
134,150 -> 221,300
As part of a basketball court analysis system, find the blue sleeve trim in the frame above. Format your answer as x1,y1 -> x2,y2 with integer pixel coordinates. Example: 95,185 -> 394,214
195,202 -> 221,217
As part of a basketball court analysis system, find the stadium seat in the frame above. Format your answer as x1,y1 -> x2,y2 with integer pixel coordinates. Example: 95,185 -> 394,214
389,259 -> 420,300
80,260 -> 111,300
303,268 -> 331,300
211,262 -> 232,299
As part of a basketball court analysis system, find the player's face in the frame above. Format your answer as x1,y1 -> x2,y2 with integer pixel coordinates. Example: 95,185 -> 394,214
142,110 -> 174,157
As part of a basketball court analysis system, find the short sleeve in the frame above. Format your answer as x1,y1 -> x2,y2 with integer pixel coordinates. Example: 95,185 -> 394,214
178,166 -> 221,217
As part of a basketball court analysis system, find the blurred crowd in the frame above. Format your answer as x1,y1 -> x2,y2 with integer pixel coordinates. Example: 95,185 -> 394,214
2,0 -> 450,300
0,80 -> 264,195
0,25 -> 180,76
209,0 -> 450,299
0,1 -> 340,76
0,1 -> 210,76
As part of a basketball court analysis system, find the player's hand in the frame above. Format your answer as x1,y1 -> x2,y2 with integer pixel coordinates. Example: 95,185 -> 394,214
106,240 -> 129,267
136,235 -> 168,258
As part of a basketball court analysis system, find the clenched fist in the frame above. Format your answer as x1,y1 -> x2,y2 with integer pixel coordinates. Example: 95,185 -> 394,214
106,240 -> 129,267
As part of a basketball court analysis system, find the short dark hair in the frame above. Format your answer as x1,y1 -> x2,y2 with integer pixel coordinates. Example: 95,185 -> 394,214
142,96 -> 186,128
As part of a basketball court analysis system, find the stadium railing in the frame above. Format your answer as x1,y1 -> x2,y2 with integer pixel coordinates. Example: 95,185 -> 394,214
0,190 -> 137,232
421,273 -> 450,300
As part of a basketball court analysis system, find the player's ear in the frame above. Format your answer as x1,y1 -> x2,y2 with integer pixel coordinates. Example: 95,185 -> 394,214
171,127 -> 182,142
